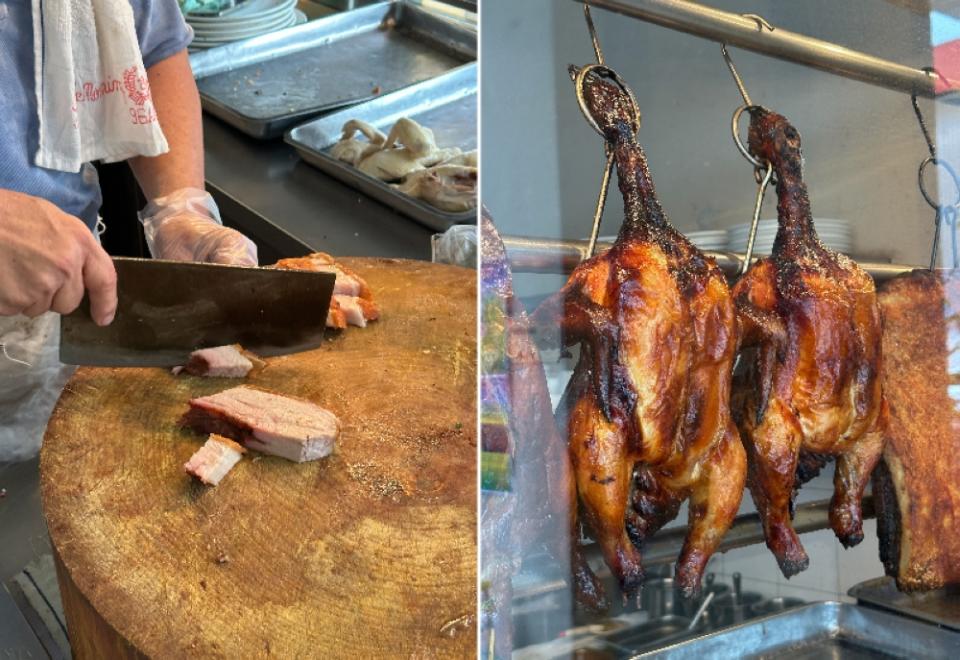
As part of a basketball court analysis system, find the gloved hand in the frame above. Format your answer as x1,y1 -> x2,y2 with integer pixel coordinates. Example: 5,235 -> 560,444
139,187 -> 258,266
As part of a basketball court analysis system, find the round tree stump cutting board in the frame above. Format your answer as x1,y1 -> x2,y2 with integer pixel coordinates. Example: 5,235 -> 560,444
40,258 -> 477,659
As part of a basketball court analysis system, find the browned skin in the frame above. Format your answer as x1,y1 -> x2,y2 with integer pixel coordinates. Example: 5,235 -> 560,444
531,68 -> 746,600
732,108 -> 886,577
875,269 -> 960,591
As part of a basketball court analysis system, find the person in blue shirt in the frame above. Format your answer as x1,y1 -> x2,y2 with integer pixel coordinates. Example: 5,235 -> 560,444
0,0 -> 257,461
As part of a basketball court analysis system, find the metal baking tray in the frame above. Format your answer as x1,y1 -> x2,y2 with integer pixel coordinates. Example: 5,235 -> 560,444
849,576 -> 960,631
637,602 -> 960,659
285,62 -> 476,231
189,1 -> 476,138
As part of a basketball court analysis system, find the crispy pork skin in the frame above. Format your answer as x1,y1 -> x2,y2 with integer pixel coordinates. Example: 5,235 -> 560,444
875,269 -> 960,591
184,434 -> 246,486
175,345 -> 264,378
182,386 -> 340,463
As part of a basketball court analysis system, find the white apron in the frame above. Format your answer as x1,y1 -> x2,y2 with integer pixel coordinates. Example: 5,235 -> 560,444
0,315 -> 76,462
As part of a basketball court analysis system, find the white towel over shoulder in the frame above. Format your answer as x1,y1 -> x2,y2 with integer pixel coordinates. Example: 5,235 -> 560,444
32,0 -> 169,173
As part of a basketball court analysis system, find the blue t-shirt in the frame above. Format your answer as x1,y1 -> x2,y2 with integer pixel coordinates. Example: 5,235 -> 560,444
0,0 -> 193,230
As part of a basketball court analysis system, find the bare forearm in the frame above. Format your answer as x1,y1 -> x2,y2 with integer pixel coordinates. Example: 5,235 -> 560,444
129,50 -> 204,199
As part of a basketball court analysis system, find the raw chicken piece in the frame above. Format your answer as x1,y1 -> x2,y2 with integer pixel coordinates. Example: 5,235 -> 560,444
356,118 -> 461,181
329,119 -> 387,165
396,164 -> 477,212
440,150 -> 477,168
181,386 -> 341,463
184,434 -> 246,486
358,149 -> 427,181
173,344 -> 264,378
382,117 -> 438,157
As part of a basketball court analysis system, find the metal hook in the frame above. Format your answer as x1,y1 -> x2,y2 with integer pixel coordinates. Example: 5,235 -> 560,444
742,13 -> 774,33
722,44 -> 752,107
910,78 -> 960,268
911,91 -> 936,160
587,146 -> 616,258
574,63 -> 642,139
741,160 -> 774,276
731,105 -> 765,170
583,1 -> 605,65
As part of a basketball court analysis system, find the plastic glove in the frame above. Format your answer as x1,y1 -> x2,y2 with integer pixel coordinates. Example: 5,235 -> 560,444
139,187 -> 258,267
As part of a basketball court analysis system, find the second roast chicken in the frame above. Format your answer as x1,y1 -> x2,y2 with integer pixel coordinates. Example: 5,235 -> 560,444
531,67 -> 746,600
732,107 -> 886,577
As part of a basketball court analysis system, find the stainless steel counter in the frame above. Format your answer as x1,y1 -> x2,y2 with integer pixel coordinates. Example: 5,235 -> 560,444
202,116 -> 436,263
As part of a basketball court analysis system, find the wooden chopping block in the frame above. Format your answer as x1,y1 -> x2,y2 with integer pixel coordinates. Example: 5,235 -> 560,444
40,258 -> 477,659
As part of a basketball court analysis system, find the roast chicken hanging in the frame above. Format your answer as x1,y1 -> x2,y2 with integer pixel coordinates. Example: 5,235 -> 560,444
531,67 -> 746,600
731,107 -> 887,577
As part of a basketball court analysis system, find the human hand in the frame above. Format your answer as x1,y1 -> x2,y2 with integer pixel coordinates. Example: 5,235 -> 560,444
150,213 -> 258,266
0,189 -> 117,325
139,188 -> 258,267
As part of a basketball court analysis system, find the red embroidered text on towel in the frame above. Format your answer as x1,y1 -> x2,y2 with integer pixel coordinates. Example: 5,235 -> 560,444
33,0 -> 169,173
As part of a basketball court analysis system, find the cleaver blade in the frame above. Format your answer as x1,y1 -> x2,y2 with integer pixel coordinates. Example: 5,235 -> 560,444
60,257 -> 335,367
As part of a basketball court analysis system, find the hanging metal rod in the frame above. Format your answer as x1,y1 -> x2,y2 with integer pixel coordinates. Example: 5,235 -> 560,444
572,0 -> 953,99
513,497 -> 876,601
501,235 -> 916,281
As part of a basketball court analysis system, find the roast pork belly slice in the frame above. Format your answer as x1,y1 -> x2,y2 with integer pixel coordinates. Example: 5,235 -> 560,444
333,295 -> 381,328
181,386 -> 340,463
184,434 -> 246,486
174,345 -> 264,378
272,252 -> 372,299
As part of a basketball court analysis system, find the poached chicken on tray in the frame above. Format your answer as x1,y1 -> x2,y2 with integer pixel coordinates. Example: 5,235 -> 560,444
731,107 -> 886,577
530,67 -> 746,600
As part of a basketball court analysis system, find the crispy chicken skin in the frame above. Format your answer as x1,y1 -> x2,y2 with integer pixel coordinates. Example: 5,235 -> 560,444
531,68 -> 746,600
732,107 -> 886,577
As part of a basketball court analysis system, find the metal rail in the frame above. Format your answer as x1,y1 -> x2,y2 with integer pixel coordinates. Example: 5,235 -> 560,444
513,497 -> 876,600
573,0 -> 955,99
502,235 -> 917,281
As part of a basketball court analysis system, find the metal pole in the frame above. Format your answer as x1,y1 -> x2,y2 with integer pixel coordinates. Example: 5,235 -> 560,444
500,235 -> 916,281
573,0 -> 948,99
511,497 -> 875,600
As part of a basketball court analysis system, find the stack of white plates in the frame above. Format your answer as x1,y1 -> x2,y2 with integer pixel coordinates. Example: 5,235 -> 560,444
186,0 -> 306,51
596,229 -> 728,252
727,218 -> 852,255
686,229 -> 728,252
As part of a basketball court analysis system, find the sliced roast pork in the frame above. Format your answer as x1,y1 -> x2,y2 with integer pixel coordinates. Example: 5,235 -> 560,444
173,344 -> 265,378
184,434 -> 246,486
271,253 -> 380,329
181,386 -> 340,463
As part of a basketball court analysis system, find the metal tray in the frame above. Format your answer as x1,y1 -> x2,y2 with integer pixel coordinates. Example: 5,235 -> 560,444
189,1 -> 476,138
285,62 -> 476,231
849,576 -> 960,631
636,602 -> 960,659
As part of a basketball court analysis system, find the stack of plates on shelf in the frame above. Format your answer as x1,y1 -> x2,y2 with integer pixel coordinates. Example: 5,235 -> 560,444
186,0 -> 306,51
727,218 -> 852,255
686,229 -> 728,252
597,229 -> 728,252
